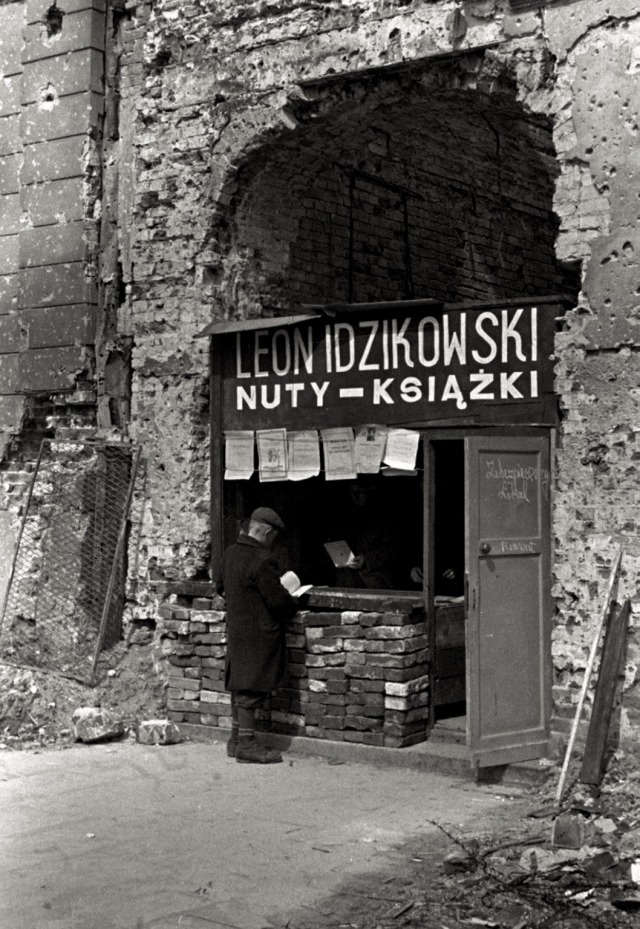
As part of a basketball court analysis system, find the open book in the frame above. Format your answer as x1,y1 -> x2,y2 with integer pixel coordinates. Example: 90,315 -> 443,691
280,570 -> 313,598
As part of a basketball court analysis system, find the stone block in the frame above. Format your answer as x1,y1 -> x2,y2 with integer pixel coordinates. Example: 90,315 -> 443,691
0,4 -> 23,76
0,274 -> 18,312
304,611 -> 342,626
0,354 -> 19,394
159,618 -> 194,635
20,221 -> 86,268
189,609 -> 225,624
166,697 -> 201,713
20,136 -> 84,185
344,715 -> 381,731
200,690 -> 231,704
23,299 -> 97,349
71,706 -> 125,743
0,315 -> 22,353
136,720 -> 182,745
18,344 -> 87,391
0,76 -> 20,119
26,0 -> 106,24
19,261 -> 97,307
551,813 -> 594,849
0,235 -> 19,275
0,156 -> 20,195
21,177 -> 83,227
364,623 -> 426,640
22,10 -> 105,63
158,604 -> 190,620
0,195 -> 21,237
21,48 -> 104,104
0,395 -> 24,430
385,675 -> 430,697
0,117 -> 21,157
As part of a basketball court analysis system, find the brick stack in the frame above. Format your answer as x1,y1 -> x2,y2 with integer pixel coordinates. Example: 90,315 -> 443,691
160,596 -> 232,730
158,596 -> 430,748
303,607 -> 429,748
263,613 -> 309,735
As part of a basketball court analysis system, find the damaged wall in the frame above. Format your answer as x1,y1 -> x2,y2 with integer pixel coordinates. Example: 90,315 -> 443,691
110,0 -> 640,745
1,0 -> 639,749
0,0 -> 107,610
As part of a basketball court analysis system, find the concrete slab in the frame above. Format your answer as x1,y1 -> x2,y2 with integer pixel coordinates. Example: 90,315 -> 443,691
0,738 -> 531,929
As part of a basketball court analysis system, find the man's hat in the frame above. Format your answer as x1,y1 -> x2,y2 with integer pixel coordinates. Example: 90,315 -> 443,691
250,507 -> 285,530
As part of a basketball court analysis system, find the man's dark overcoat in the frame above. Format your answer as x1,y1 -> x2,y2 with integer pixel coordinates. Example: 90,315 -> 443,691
222,535 -> 298,693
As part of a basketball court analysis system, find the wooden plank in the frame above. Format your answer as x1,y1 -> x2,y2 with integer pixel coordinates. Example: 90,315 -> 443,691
580,599 -> 630,786
307,588 -> 424,613
555,548 -> 623,805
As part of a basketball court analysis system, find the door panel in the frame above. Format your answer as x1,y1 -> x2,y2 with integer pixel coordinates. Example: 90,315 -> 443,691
466,436 -> 551,767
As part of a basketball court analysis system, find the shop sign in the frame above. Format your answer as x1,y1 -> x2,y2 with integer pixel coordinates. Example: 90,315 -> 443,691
216,304 -> 556,430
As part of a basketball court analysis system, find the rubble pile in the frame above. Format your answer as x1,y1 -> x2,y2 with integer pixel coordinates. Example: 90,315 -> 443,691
0,639 -> 167,750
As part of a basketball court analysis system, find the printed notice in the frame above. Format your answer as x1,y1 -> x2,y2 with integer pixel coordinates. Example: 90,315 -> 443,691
224,431 -> 255,480
257,428 -> 288,482
287,430 -> 320,481
383,428 -> 420,471
321,427 -> 357,481
355,424 -> 387,474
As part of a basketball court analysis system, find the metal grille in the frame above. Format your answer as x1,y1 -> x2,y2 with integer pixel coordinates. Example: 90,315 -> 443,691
0,439 -> 141,684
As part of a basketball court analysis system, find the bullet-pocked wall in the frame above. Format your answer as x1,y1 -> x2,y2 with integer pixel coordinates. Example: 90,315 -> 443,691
222,67 -> 568,311
2,0 -> 640,750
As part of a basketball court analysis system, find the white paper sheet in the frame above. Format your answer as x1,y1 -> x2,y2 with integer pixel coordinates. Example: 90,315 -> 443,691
224,430 -> 255,480
287,430 -> 320,481
257,428 -> 288,482
354,424 -> 387,474
382,428 -> 420,471
324,540 -> 355,568
321,427 -> 356,481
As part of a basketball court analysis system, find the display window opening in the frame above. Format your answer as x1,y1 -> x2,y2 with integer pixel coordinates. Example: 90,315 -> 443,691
222,456 -> 424,594
431,439 -> 467,726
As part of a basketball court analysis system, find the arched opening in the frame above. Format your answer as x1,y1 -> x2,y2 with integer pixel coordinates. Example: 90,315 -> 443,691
212,57 -> 577,753
222,65 -> 576,315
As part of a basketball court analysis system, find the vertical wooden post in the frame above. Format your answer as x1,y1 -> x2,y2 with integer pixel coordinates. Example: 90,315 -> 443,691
555,548 -> 622,806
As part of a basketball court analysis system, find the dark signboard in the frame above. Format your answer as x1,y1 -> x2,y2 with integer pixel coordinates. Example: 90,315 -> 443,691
212,302 -> 559,430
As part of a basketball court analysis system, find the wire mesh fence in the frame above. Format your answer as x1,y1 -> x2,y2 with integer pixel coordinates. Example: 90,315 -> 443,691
0,439 -> 141,685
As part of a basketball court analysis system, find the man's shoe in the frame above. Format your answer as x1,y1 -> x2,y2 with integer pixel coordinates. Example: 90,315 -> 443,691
226,738 -> 238,758
236,742 -> 283,764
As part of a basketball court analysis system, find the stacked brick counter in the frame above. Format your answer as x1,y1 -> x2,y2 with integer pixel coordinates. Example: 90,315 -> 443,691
160,589 -> 430,748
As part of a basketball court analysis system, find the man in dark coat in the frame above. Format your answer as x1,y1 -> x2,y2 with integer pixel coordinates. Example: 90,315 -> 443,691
222,507 -> 298,763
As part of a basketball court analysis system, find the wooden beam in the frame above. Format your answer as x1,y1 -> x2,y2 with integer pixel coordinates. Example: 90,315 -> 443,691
580,599 -> 630,786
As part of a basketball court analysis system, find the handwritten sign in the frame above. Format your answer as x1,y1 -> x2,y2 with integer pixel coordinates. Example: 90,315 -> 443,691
485,458 -> 550,503
217,304 -> 557,430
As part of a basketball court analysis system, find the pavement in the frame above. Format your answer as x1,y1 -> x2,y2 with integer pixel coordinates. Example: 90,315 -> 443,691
0,733 -> 536,929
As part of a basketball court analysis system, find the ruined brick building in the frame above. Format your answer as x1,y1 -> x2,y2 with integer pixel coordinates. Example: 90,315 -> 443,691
0,0 -> 638,766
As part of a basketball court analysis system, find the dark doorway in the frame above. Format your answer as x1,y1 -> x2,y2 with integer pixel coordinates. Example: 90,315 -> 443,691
432,439 -> 466,725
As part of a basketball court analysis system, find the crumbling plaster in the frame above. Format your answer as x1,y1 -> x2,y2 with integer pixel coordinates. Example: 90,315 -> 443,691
115,0 -> 640,729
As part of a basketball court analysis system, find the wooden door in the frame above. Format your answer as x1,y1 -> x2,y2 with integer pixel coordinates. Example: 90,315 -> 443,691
465,436 -> 551,767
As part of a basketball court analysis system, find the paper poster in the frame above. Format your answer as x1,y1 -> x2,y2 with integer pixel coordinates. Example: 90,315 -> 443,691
321,427 -> 356,481
287,430 -> 320,481
383,428 -> 420,471
224,431 -> 255,480
354,424 -> 387,474
257,428 -> 288,482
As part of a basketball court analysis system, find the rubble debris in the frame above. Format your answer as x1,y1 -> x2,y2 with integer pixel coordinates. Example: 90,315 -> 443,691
71,707 -> 125,743
136,719 -> 182,745
551,813 -> 595,849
